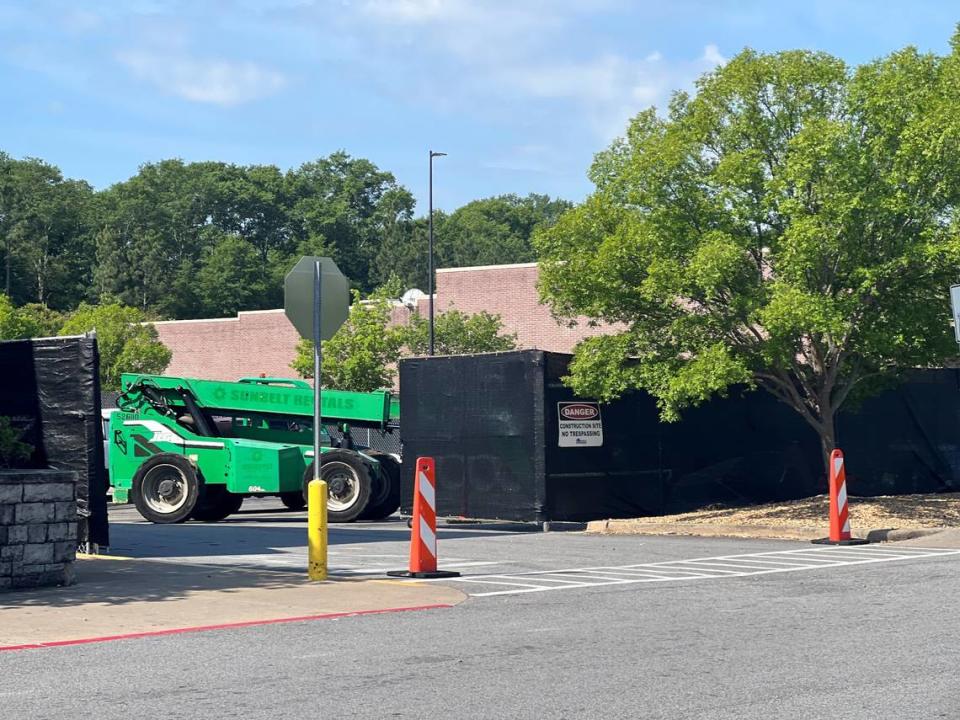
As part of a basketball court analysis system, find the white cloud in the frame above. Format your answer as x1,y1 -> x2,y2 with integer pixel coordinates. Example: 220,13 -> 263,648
360,0 -> 463,23
343,1 -> 725,142
487,44 -> 726,140
701,43 -> 727,66
117,51 -> 287,106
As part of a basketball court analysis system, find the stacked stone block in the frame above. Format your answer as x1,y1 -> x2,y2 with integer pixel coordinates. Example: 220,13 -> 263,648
0,470 -> 78,590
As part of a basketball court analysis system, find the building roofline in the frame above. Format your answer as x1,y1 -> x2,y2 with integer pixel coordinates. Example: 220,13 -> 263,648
437,262 -> 538,273
150,316 -> 239,325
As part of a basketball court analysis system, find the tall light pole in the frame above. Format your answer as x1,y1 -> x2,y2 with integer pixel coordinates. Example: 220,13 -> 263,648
428,150 -> 446,356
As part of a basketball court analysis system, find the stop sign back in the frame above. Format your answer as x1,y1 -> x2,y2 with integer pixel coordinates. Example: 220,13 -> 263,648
284,256 -> 349,341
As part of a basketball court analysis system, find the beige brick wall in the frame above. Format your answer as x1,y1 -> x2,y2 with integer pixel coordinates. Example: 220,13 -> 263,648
432,262 -> 616,352
154,309 -> 302,380
151,263 -> 618,381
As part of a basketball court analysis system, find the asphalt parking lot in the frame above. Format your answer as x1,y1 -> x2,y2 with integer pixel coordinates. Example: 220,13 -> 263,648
105,498 -> 960,597
5,498 -> 960,719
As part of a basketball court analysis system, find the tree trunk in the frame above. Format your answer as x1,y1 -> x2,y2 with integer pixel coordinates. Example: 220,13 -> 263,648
819,406 -> 836,478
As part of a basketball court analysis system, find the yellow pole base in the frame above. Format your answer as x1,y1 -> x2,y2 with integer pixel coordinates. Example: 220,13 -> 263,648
308,479 -> 328,581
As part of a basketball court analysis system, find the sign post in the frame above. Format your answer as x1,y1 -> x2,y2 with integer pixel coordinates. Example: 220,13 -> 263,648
313,260 -> 322,482
309,260 -> 326,580
284,256 -> 349,582
950,284 -> 960,345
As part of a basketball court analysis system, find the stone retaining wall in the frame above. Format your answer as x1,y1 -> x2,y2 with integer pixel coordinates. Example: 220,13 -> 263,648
0,470 -> 78,590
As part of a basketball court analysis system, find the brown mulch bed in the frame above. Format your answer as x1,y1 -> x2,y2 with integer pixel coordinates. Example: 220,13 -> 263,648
617,493 -> 960,530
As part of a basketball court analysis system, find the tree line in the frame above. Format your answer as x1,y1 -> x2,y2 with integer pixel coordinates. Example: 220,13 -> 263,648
0,150 -> 570,319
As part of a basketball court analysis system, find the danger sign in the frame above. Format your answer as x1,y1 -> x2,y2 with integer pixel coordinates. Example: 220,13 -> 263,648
558,402 -> 603,447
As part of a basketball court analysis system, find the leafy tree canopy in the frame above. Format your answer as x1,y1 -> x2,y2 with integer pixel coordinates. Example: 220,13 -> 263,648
59,301 -> 172,389
537,33 -> 960,466
402,309 -> 517,356
0,416 -> 32,469
291,286 -> 405,392
371,193 -> 572,291
0,153 -> 94,309
0,294 -> 64,339
292,283 -> 518,391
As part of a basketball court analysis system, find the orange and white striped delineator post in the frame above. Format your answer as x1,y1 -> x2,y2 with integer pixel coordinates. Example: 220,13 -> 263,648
387,457 -> 460,579
813,448 -> 869,546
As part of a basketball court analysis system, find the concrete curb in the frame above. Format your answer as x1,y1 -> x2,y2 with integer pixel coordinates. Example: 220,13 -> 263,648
586,519 -> 946,543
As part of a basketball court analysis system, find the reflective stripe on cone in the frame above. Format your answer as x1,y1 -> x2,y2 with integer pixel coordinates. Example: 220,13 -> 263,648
829,449 -> 851,542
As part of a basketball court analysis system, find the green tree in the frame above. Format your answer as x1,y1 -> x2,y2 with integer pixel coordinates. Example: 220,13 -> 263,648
536,37 -> 960,468
292,283 -> 518,389
93,159 -> 226,315
439,193 -> 571,268
370,194 -> 571,291
13,303 -> 64,338
195,232 -> 269,317
0,416 -> 32,468
291,286 -> 404,391
0,293 -> 20,338
0,154 -> 94,308
402,309 -> 517,355
289,152 -> 415,292
0,295 -> 63,339
59,302 -> 172,389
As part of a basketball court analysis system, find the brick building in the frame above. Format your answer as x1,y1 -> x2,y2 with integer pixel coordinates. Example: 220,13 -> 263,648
152,262 -> 616,381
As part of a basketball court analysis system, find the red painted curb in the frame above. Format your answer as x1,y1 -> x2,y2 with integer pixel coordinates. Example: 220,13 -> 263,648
0,603 -> 453,653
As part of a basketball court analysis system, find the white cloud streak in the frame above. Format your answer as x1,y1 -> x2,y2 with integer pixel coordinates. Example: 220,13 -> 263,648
347,0 -> 725,141
117,50 -> 287,106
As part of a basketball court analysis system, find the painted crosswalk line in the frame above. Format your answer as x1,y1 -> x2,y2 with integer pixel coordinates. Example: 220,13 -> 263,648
419,545 -> 960,597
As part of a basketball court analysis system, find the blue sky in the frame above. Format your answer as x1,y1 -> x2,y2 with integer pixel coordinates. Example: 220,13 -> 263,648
1,1 -> 958,212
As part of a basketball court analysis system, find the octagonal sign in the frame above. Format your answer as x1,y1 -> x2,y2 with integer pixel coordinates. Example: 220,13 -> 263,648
284,256 -> 349,341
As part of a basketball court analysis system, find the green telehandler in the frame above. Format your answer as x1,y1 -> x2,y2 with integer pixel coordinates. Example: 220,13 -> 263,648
108,374 -> 401,524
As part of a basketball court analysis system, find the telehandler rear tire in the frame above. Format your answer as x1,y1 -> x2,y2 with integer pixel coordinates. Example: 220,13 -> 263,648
191,486 -> 244,522
280,492 -> 307,511
302,450 -> 372,523
132,453 -> 200,524
360,452 -> 401,520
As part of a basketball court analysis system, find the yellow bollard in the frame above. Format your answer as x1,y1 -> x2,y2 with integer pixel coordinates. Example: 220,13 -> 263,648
308,479 -> 328,581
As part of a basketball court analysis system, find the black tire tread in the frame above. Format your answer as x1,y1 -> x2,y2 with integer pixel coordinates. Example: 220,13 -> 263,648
131,453 -> 200,524
360,451 -> 402,520
191,486 -> 243,522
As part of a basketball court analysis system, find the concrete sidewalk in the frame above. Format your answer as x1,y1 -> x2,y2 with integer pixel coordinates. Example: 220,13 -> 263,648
0,555 -> 464,649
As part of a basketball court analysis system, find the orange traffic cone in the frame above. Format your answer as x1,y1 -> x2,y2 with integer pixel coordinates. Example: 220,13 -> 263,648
388,457 -> 460,579
813,449 -> 868,546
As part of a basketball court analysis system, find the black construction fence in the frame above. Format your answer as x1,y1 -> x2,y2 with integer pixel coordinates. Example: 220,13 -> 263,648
399,350 -> 960,523
0,335 -> 109,547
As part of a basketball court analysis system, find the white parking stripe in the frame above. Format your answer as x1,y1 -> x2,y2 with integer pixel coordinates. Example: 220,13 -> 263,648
423,546 -> 960,597
538,572 -> 641,582
453,577 -> 552,590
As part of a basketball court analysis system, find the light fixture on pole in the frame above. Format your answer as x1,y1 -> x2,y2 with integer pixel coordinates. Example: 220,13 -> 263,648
428,150 -> 446,356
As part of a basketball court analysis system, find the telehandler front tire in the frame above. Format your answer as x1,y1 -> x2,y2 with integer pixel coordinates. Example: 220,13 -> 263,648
132,454 -> 200,524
